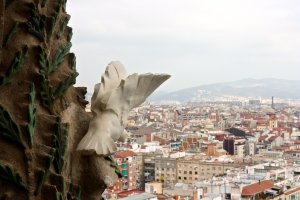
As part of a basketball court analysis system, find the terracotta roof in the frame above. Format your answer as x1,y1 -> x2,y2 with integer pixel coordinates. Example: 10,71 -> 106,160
258,135 -> 268,141
117,189 -> 144,198
294,140 -> 300,144
268,136 -> 278,141
114,150 -> 136,158
285,187 -> 300,195
272,146 -> 290,151
241,180 -> 274,196
285,150 -> 300,154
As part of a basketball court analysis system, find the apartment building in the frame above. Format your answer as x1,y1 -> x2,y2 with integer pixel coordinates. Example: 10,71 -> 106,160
113,150 -> 143,191
143,154 -> 157,183
154,157 -> 177,188
177,156 -> 238,184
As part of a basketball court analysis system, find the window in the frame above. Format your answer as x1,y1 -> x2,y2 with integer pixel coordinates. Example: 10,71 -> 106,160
179,170 -> 181,173
184,177 -> 187,180
189,171 -> 192,174
195,172 -> 198,175
179,176 -> 181,180
195,178 -> 198,180
184,171 -> 187,174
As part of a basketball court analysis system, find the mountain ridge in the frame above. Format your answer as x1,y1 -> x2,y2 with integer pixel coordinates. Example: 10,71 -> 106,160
149,78 -> 300,102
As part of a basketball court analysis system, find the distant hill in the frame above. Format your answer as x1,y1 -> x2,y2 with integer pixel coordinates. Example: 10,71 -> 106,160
149,78 -> 300,102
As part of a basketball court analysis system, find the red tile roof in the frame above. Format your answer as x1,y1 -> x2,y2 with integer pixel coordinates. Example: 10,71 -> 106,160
117,189 -> 144,198
272,146 -> 290,151
258,135 -> 268,142
285,187 -> 300,195
114,150 -> 136,158
242,180 -> 274,196
268,136 -> 278,141
285,150 -> 300,154
294,140 -> 300,144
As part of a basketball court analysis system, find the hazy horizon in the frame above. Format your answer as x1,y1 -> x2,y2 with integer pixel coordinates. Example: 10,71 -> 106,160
68,0 -> 300,92
85,77 -> 300,94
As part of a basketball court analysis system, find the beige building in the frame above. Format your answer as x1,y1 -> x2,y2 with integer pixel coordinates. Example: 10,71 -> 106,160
177,156 -> 239,184
268,114 -> 278,129
145,182 -> 163,194
177,157 -> 201,183
154,157 -> 177,187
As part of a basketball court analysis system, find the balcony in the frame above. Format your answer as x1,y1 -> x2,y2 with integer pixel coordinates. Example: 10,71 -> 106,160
121,170 -> 128,176
122,163 -> 128,169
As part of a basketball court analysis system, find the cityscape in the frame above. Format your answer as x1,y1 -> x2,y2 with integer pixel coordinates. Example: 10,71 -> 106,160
1,1 -> 299,200
100,96 -> 300,200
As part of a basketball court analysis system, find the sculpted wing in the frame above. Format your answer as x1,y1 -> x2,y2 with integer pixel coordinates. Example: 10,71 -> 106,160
77,61 -> 170,156
106,73 -> 171,125
91,61 -> 127,112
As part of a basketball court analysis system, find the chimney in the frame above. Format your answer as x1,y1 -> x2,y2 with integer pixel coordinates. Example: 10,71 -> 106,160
271,96 -> 274,108
259,180 -> 261,185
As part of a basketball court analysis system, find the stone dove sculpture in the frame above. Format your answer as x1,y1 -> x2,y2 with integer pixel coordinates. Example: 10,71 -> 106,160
77,61 -> 170,155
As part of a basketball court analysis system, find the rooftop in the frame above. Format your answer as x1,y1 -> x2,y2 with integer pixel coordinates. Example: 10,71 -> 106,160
114,150 -> 136,158
285,186 -> 300,195
241,180 -> 274,196
118,192 -> 157,200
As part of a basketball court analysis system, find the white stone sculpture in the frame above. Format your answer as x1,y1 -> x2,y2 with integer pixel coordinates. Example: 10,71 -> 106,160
77,61 -> 170,155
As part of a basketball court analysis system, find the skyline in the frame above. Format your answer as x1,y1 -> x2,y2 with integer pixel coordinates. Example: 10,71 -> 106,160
68,0 -> 300,92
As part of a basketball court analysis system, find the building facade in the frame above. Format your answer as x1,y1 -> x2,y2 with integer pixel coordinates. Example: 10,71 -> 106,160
113,150 -> 143,191
154,157 -> 177,188
177,157 -> 238,184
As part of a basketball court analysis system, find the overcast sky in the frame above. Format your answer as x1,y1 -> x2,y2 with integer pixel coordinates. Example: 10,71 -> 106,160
68,0 -> 300,92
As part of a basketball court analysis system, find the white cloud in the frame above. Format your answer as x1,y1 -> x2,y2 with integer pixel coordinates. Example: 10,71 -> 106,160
68,0 -> 300,92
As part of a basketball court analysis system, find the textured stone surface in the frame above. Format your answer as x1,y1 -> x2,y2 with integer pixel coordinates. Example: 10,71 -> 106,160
0,1 -> 116,199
